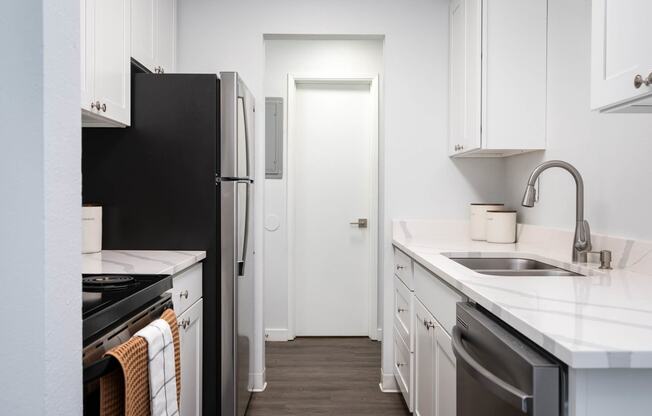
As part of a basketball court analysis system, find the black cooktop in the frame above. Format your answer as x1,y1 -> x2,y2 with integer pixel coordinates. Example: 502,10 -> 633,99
82,273 -> 172,345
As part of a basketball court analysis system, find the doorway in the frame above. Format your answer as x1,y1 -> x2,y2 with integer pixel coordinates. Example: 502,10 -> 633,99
287,75 -> 379,339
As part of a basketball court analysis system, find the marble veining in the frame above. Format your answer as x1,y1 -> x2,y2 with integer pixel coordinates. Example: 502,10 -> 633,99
393,219 -> 652,369
82,250 -> 206,276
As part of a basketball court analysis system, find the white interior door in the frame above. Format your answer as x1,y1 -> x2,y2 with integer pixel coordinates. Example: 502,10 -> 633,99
293,82 -> 373,336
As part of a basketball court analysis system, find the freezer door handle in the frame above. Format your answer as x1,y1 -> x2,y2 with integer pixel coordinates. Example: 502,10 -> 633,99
451,326 -> 533,414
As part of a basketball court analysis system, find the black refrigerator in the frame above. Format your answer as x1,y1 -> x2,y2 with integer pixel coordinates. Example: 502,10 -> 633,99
82,71 -> 255,416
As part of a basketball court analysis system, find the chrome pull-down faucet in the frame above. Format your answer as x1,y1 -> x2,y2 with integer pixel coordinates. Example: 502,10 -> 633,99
521,160 -> 592,263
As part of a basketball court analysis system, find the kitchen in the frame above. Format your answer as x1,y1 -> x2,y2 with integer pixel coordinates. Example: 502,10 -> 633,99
4,0 -> 652,415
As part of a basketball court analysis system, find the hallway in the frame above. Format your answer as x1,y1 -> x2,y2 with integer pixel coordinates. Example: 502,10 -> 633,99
248,338 -> 410,415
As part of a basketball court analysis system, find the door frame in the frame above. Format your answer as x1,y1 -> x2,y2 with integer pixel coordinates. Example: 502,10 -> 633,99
286,73 -> 380,340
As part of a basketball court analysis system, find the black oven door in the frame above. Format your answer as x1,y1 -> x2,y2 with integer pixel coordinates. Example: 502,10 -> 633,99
453,303 -> 563,416
82,295 -> 173,415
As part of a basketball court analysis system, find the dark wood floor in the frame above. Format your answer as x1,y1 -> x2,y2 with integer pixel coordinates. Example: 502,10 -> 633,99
247,337 -> 411,416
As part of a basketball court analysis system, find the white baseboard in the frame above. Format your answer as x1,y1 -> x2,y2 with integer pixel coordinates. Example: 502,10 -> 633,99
380,368 -> 399,393
265,328 -> 291,342
250,368 -> 267,392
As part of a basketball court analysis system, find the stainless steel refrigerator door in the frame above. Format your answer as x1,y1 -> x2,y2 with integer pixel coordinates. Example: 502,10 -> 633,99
220,71 -> 255,416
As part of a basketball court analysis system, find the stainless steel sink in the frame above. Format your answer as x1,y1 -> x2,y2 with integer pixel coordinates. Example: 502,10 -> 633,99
447,256 -> 583,277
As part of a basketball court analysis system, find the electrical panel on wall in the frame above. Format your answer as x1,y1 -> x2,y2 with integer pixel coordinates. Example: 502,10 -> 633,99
265,97 -> 284,179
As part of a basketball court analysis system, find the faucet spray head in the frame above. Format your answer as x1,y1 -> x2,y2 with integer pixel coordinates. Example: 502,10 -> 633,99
521,184 -> 537,207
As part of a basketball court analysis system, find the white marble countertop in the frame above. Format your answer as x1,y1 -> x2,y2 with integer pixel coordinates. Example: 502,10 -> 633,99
393,220 -> 652,369
83,250 -> 206,275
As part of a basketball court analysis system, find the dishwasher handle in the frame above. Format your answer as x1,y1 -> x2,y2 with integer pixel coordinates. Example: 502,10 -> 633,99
452,326 -> 533,414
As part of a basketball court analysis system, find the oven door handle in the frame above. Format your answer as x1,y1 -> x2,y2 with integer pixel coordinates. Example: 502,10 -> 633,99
452,326 -> 533,413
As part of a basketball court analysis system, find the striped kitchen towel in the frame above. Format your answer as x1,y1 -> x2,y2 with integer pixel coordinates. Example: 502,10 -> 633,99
135,317 -> 179,416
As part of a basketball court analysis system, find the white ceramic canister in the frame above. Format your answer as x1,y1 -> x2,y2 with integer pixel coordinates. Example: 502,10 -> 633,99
82,204 -> 102,254
486,210 -> 517,244
470,203 -> 504,241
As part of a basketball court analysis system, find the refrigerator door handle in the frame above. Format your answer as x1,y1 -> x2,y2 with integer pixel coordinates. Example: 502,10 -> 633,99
237,179 -> 252,277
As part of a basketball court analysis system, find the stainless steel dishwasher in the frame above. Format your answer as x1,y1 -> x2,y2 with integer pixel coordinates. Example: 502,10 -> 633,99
452,303 -> 567,416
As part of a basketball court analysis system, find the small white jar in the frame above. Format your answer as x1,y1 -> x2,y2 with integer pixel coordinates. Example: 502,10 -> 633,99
470,203 -> 504,241
82,204 -> 102,254
486,210 -> 517,244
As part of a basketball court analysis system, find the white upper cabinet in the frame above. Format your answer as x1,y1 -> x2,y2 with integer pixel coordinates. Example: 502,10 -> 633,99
591,0 -> 652,113
132,0 -> 156,71
132,0 -> 176,74
449,0 -> 548,157
156,0 -> 176,74
81,0 -> 131,127
449,0 -> 482,156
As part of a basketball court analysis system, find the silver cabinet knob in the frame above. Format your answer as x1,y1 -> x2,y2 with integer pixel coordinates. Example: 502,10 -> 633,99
180,290 -> 189,299
101,103 -> 107,112
397,363 -> 405,368
396,265 -> 405,270
178,318 -> 191,330
634,73 -> 652,89
94,100 -> 101,110
90,101 -> 96,110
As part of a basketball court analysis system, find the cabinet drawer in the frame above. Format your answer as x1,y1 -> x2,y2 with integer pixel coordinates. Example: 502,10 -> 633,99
393,247 -> 414,289
171,263 -> 203,315
394,275 -> 413,351
414,262 -> 465,336
393,327 -> 413,410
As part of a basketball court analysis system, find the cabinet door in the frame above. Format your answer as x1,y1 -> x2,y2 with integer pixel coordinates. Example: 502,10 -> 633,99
415,300 -> 435,416
449,0 -> 482,156
156,0 -> 176,73
179,299 -> 203,416
81,0 -> 94,111
132,0 -> 156,71
591,0 -> 652,110
434,327 -> 456,416
93,0 -> 131,125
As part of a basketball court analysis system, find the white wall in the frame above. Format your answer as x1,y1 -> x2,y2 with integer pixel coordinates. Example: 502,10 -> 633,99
263,38 -> 384,340
0,0 -> 81,414
177,0 -> 506,388
505,0 -> 652,241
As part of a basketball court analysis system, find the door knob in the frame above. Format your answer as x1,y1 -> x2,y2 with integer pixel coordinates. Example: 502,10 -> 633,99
349,218 -> 368,228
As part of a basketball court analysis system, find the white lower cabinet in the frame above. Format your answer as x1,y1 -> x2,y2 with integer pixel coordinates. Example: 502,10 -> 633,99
414,299 -> 457,416
170,263 -> 203,416
415,300 -> 435,416
178,298 -> 203,416
434,327 -> 456,416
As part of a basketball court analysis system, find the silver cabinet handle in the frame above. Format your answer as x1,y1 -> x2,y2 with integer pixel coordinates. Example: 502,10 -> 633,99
349,218 -> 368,228
397,308 -> 406,313
180,290 -> 189,299
397,363 -> 406,368
155,66 -> 165,74
396,265 -> 405,270
634,73 -> 652,89
90,101 -> 96,110
101,103 -> 107,112
423,319 -> 435,330
93,100 -> 101,110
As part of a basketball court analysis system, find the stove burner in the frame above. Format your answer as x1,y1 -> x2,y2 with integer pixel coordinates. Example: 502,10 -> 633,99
83,275 -> 136,291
